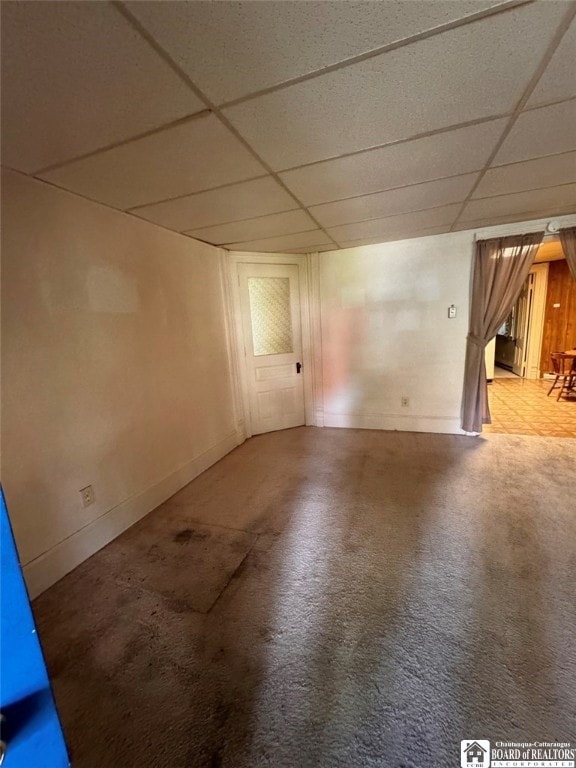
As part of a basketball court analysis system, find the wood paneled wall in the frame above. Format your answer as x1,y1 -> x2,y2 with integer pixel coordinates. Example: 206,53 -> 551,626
539,260 -> 576,373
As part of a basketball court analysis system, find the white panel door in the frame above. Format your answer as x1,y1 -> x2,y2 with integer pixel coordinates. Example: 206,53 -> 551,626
238,263 -> 305,435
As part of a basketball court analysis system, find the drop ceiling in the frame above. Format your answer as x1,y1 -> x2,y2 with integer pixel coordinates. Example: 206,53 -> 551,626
1,0 -> 575,253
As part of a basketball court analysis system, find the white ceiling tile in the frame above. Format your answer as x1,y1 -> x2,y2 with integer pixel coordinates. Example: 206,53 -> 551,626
526,18 -> 576,108
223,2 -> 566,169
280,120 -> 505,205
288,244 -> 337,254
186,210 -> 316,245
459,184 -> 576,222
127,0 -> 512,104
133,176 -> 296,231
226,230 -> 333,253
327,204 -> 461,243
452,203 -> 576,231
40,115 -> 265,210
0,2 -> 203,173
310,173 -> 477,228
337,226 -> 452,249
473,151 -> 576,198
493,100 -> 576,166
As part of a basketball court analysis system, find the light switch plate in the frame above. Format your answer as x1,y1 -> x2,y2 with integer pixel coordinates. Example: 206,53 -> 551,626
448,305 -> 457,318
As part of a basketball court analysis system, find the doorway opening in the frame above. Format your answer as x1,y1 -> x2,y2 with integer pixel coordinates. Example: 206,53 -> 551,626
485,238 -> 576,437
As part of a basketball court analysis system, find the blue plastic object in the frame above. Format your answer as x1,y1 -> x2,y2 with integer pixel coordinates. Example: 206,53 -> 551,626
0,487 -> 70,767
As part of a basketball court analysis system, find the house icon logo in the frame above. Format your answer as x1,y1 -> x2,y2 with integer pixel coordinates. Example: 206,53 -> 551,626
461,740 -> 490,767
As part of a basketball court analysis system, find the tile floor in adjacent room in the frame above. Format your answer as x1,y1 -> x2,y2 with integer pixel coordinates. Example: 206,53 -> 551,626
486,376 -> 576,437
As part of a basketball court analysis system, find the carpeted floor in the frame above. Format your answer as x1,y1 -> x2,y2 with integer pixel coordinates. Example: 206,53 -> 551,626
32,427 -> 576,768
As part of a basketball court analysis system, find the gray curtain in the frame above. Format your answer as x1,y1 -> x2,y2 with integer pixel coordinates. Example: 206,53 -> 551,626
559,227 -> 576,280
461,233 -> 544,433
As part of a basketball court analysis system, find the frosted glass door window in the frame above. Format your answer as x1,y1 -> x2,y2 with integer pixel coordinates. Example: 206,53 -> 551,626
248,277 -> 293,356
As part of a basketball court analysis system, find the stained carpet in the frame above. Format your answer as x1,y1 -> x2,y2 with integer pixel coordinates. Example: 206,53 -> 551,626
32,427 -> 576,767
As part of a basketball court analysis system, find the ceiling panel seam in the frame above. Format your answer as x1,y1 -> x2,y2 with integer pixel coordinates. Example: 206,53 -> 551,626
111,0 -> 340,247
126,175 -> 271,212
216,0 -> 535,110
32,109 -> 211,177
32,91 -> 575,192
12,0 -> 571,248
286,161 -> 576,213
312,200 -> 472,230
454,203 -> 576,230
335,230 -> 447,248
217,225 -> 323,247
31,92 -> 575,218
521,93 -> 576,114
487,146 -> 576,171
450,0 -> 576,230
274,96 -> 576,176
143,167 -> 576,235
183,210 -> 311,234
212,226 -> 324,248
273,114 -> 512,175
21,170 -> 225,244
302,171 -> 481,208
186,176 -> 576,238
472,180 -> 576,201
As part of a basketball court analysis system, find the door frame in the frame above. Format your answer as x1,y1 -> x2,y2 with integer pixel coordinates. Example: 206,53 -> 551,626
511,270 -> 532,378
524,262 -> 549,379
509,263 -> 548,379
226,251 -> 318,439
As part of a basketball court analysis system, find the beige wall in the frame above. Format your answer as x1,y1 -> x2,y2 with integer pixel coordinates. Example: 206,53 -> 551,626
316,214 -> 576,434
1,169 -> 239,596
3,169 -> 576,594
317,232 -> 471,433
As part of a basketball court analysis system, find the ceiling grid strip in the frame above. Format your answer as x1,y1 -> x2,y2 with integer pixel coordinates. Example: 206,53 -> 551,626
5,0 -> 572,249
32,110 -> 211,177
111,0 -> 339,247
216,0 -> 534,110
450,0 -> 576,230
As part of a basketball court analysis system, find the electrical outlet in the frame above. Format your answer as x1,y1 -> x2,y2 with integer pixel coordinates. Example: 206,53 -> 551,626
401,396 -> 410,408
79,485 -> 94,508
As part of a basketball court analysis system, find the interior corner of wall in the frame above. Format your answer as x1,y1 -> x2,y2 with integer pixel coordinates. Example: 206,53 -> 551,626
23,430 -> 240,599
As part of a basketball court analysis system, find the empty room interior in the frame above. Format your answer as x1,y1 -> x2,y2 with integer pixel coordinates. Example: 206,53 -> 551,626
1,1 -> 575,767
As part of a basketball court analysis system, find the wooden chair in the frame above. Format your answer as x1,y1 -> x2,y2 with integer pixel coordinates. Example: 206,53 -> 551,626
547,353 -> 576,401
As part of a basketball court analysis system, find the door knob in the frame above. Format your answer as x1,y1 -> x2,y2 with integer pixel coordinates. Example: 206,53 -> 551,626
296,362 -> 302,374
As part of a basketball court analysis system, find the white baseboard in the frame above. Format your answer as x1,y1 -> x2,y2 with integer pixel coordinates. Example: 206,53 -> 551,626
24,429 -> 243,599
323,412 -> 463,434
